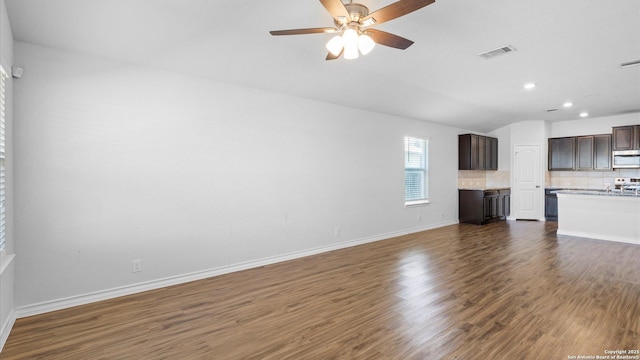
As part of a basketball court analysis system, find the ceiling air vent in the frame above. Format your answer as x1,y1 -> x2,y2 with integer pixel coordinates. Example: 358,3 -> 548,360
478,45 -> 517,59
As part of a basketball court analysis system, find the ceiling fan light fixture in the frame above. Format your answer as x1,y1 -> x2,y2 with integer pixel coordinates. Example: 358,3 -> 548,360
270,0 -> 436,60
326,35 -> 344,56
342,28 -> 359,48
342,28 -> 360,59
344,44 -> 360,60
358,34 -> 375,55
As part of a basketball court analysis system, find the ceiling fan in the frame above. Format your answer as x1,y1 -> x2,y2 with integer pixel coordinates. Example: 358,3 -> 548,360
270,0 -> 435,60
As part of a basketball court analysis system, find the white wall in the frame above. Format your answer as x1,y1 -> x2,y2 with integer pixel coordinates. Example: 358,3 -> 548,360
13,42 -> 462,311
489,126 -> 512,172
548,112 -> 640,138
0,0 -> 15,350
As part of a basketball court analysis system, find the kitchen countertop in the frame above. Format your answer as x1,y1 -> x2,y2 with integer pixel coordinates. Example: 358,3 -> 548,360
554,189 -> 640,198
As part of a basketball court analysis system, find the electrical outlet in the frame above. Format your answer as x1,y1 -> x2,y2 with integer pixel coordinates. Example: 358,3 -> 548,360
132,259 -> 142,273
334,227 -> 340,236
417,215 -> 422,222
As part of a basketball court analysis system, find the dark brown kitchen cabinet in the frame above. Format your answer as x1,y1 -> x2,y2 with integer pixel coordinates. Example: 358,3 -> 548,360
545,188 -> 558,221
477,136 -> 486,170
612,125 -> 640,150
459,134 -> 478,170
459,189 -> 510,225
548,137 -> 576,170
486,137 -> 498,170
612,126 -> 637,150
593,134 -> 612,170
500,189 -> 511,217
575,136 -> 594,170
483,191 -> 498,221
459,134 -> 498,170
549,134 -> 612,171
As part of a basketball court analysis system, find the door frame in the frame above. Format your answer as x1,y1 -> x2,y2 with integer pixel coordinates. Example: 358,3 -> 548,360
510,144 -> 545,221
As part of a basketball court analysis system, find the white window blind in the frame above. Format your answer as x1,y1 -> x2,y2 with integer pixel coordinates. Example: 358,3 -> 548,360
404,136 -> 429,203
0,67 -> 6,252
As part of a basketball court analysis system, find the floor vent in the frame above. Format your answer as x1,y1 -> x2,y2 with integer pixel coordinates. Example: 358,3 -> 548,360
478,45 -> 517,59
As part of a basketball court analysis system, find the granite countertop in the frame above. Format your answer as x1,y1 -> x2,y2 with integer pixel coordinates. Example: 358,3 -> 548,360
553,189 -> 640,198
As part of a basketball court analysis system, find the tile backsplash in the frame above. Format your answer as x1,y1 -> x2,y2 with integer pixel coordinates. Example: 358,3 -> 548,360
546,169 -> 640,189
458,170 -> 510,189
486,171 -> 510,188
458,169 -> 640,190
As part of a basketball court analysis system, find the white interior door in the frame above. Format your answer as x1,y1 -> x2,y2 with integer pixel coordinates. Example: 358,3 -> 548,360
513,145 -> 541,220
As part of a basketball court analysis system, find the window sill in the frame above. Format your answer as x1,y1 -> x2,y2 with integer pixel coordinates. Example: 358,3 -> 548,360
0,252 -> 15,276
405,199 -> 430,207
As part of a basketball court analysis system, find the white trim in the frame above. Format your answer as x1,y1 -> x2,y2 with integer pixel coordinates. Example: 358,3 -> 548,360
15,220 -> 458,319
557,230 -> 639,245
404,199 -> 430,207
0,253 -> 14,276
0,309 -> 15,352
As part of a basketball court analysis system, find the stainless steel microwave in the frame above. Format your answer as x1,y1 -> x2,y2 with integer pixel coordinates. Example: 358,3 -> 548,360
612,150 -> 640,168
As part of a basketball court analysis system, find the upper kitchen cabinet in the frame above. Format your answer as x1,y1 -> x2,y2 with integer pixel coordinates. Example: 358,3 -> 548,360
593,134 -> 612,170
548,137 -> 576,170
459,134 -> 498,170
575,136 -> 594,170
549,134 -> 612,171
612,125 -> 640,150
486,137 -> 498,170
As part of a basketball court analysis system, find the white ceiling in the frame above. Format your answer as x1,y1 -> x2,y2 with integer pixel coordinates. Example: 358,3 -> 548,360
5,0 -> 640,132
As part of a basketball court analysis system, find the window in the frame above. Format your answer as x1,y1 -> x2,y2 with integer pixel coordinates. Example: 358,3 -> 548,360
0,66 -> 5,252
404,136 -> 429,205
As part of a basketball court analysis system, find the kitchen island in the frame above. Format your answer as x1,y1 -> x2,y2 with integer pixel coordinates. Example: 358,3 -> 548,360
555,190 -> 640,245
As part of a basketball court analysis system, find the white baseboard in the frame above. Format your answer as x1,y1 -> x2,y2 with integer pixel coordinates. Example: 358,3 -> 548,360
0,309 -> 15,352
557,229 -> 639,245
15,220 -> 458,319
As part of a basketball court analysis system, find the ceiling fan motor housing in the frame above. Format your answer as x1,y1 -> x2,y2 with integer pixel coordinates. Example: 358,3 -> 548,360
334,3 -> 370,26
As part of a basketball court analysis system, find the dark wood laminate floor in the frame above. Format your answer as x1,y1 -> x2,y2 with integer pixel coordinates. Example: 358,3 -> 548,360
3,221 -> 639,359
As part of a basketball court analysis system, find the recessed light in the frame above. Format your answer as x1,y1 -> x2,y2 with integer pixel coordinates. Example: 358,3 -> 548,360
580,112 -> 589,118
563,102 -> 573,108
524,83 -> 536,90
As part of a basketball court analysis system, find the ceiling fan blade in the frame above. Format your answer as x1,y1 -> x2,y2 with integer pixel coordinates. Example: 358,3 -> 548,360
270,27 -> 338,36
361,0 -> 435,26
366,29 -> 414,49
326,48 -> 344,60
319,0 -> 351,24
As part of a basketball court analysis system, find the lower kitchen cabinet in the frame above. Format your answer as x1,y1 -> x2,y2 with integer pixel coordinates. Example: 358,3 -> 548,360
545,188 -> 559,221
459,189 -> 511,225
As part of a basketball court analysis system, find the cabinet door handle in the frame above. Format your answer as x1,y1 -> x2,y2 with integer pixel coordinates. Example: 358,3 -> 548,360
536,185 -> 540,188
